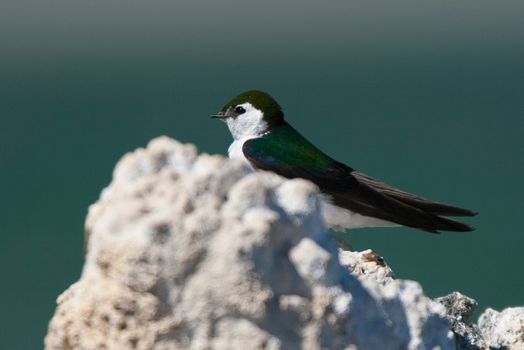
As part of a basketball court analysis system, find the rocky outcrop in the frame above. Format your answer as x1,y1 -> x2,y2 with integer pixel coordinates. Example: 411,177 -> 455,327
45,137 -> 524,350
478,307 -> 524,349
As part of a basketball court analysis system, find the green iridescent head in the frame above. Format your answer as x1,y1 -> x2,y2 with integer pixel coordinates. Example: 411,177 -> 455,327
211,91 -> 285,137
221,90 -> 283,123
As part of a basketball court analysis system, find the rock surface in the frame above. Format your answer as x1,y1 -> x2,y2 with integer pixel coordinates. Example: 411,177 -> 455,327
45,137 -> 524,350
435,292 -> 486,350
478,307 -> 524,350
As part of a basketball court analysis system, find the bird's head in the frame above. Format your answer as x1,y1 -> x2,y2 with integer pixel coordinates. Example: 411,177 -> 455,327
211,90 -> 284,140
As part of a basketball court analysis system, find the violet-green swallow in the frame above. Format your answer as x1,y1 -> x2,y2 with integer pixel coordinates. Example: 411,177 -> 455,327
211,90 -> 477,233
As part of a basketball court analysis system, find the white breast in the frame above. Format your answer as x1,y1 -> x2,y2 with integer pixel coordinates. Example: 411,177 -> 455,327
228,137 -> 256,169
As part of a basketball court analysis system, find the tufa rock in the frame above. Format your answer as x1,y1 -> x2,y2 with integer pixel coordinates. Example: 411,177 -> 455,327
45,137 -> 524,350
435,292 -> 485,350
478,307 -> 524,350
338,249 -> 395,286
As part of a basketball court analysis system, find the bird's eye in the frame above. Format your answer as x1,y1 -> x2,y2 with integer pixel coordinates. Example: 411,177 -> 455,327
234,106 -> 246,114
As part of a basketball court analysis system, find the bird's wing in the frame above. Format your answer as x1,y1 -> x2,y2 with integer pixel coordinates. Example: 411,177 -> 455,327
242,123 -> 475,233
351,172 -> 478,217
242,123 -> 354,192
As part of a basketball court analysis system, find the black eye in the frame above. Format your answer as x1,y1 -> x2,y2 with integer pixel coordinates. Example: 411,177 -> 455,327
234,106 -> 246,114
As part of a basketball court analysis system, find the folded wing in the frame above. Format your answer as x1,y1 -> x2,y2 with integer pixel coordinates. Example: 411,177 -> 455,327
242,123 -> 476,233
352,172 -> 478,217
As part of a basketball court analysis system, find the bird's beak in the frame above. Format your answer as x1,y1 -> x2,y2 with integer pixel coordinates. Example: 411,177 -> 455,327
210,111 -> 227,119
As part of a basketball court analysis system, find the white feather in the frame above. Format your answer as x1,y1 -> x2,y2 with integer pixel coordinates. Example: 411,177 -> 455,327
228,137 -> 255,169
320,194 -> 399,231
226,102 -> 267,168
225,102 -> 268,140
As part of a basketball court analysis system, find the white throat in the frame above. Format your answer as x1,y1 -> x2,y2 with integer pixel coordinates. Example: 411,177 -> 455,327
225,103 -> 268,167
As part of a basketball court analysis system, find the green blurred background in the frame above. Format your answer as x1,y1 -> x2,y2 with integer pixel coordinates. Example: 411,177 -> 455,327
1,0 -> 523,348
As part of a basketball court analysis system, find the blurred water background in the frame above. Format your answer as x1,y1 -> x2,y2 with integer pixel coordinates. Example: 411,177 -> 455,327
1,0 -> 523,348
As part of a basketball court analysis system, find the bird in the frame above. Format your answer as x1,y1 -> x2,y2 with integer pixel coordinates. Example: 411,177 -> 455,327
211,90 -> 477,233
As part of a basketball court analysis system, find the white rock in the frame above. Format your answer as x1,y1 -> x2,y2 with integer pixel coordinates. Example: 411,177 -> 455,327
339,249 -> 395,285
478,307 -> 524,349
46,137 -> 460,350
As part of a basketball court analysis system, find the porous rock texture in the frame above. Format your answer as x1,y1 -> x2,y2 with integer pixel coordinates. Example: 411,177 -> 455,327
478,307 -> 524,350
45,137 -> 524,350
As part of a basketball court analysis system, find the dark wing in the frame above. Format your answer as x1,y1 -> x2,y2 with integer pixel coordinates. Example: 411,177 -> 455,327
243,123 -> 476,233
352,172 -> 478,217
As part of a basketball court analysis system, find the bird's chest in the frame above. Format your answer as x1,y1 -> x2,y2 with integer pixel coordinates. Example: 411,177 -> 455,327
228,137 -> 255,169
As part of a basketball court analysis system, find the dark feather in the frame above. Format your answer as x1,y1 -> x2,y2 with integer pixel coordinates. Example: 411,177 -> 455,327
352,172 -> 478,217
242,123 -> 476,233
330,181 -> 474,233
